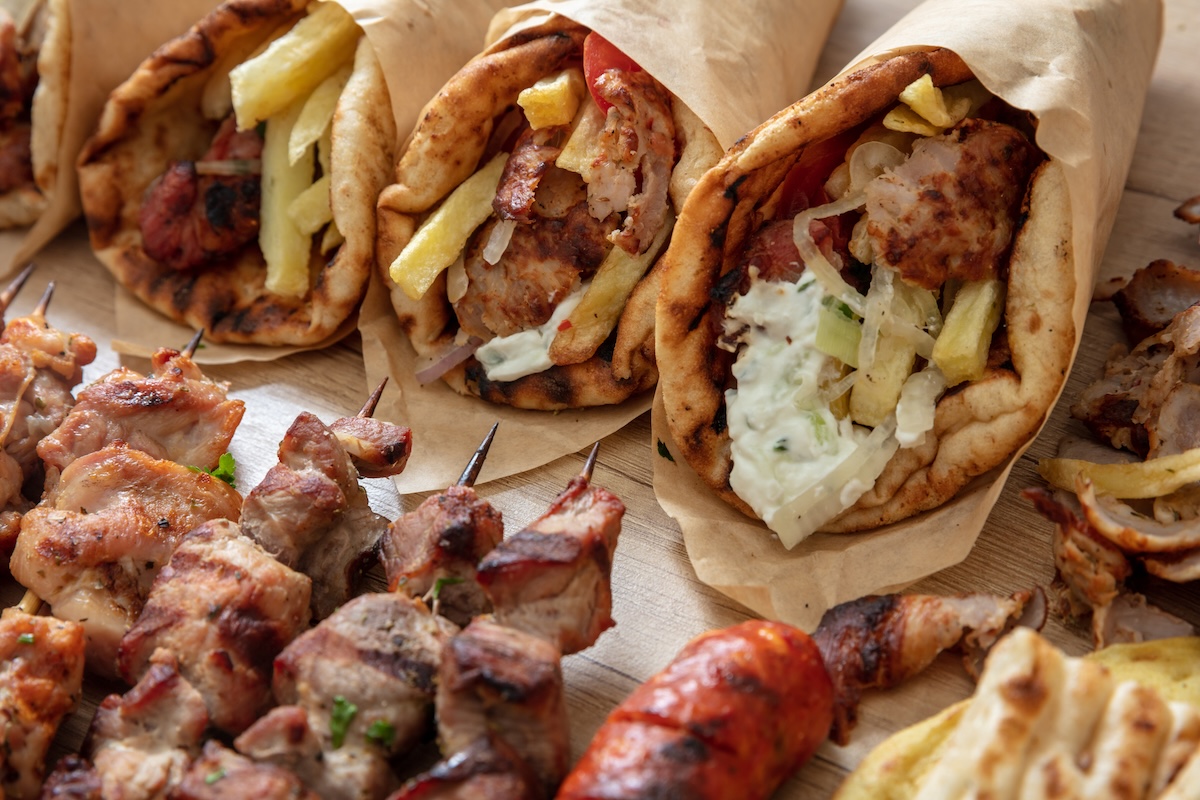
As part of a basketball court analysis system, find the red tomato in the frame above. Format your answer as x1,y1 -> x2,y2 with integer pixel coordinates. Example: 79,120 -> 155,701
776,126 -> 861,219
583,32 -> 642,113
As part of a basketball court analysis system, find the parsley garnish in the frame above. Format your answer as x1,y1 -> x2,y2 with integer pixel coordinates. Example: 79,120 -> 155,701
656,440 -> 675,462
330,696 -> 358,749
205,767 -> 225,785
431,576 -> 464,601
365,719 -> 395,748
188,453 -> 237,487
17,632 -> 33,644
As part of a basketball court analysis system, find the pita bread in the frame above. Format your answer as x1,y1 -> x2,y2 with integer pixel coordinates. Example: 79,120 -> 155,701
376,14 -> 719,410
0,0 -> 68,229
834,629 -> 1200,799
655,48 -> 1075,531
76,0 -> 395,346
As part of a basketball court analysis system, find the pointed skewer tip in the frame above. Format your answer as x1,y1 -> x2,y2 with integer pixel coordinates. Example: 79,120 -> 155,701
457,422 -> 499,487
581,441 -> 600,481
33,280 -> 54,317
183,329 -> 204,358
16,589 -> 41,616
358,377 -> 388,418
0,262 -> 35,312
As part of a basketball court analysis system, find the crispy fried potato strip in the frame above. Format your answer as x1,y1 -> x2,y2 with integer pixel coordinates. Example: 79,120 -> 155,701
1038,447 -> 1200,499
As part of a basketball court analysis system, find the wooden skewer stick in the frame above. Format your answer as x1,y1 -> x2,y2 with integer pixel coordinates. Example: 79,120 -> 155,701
183,329 -> 204,358
16,589 -> 41,616
457,422 -> 499,488
33,280 -> 54,317
0,263 -> 35,314
358,378 -> 388,419
580,441 -> 600,482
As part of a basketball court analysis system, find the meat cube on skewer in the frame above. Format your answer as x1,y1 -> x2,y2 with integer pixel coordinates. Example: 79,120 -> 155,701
435,618 -> 570,798
476,445 -> 623,654
0,608 -> 85,799
172,741 -> 319,800
36,343 -> 245,487
382,424 -> 503,628
389,733 -> 539,800
117,519 -> 313,735
240,409 -> 411,620
9,443 -> 243,678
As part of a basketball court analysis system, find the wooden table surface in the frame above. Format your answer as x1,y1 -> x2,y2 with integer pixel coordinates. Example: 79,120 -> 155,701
3,0 -> 1200,796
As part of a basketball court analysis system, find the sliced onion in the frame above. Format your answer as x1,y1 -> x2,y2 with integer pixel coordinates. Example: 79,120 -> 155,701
848,141 -> 905,195
793,194 -> 867,315
769,415 -> 900,549
446,252 -> 469,303
483,218 -> 516,265
817,371 -> 857,407
414,337 -> 483,385
195,159 -> 262,176
856,264 -> 895,374
895,366 -> 947,447
885,318 -> 938,360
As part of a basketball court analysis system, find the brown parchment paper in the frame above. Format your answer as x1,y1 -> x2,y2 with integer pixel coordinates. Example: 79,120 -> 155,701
0,0 -> 223,276
109,0 -> 521,363
359,0 -> 846,493
651,0 -> 1164,631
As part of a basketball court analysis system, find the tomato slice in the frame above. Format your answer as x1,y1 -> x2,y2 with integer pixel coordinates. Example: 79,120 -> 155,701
776,126 -> 861,219
582,32 -> 642,113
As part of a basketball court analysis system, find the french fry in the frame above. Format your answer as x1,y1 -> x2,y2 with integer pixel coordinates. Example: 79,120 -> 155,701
229,0 -> 359,131
549,213 -> 674,366
931,278 -> 1004,386
200,22 -> 291,121
388,153 -> 508,300
288,64 -> 351,166
555,100 -> 605,175
518,68 -> 586,130
1038,448 -> 1200,500
287,175 -> 331,237
321,220 -> 344,254
261,99 -> 313,298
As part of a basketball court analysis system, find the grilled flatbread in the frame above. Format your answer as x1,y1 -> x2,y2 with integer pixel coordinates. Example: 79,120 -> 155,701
656,48 -> 1075,536
77,0 -> 395,346
376,14 -> 720,410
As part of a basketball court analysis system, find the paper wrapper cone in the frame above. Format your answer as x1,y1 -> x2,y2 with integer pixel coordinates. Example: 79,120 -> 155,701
651,0 -> 1163,631
359,0 -> 845,493
0,0 -> 223,275
107,0 -> 524,363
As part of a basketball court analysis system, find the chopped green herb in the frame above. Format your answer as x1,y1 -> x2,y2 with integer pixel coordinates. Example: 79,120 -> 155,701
187,453 -> 237,487
330,696 -> 358,749
432,576 -> 465,601
656,440 -> 675,462
205,767 -> 225,785
821,295 -> 856,320
773,439 -> 789,453
365,719 -> 396,748
17,633 -> 33,644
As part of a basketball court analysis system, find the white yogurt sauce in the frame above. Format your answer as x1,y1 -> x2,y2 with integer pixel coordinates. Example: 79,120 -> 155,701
474,285 -> 587,382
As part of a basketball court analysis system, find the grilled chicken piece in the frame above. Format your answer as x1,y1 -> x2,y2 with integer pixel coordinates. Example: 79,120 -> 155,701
1071,303 -> 1200,459
9,443 -> 243,678
81,650 -> 209,800
240,411 -> 399,620
863,118 -> 1037,289
476,473 -> 623,654
588,67 -> 676,255
36,346 -> 244,484
271,592 -> 457,758
328,416 -> 412,479
493,125 -> 568,223
117,519 -> 312,735
381,485 -> 503,628
235,706 -> 400,800
1112,259 -> 1200,343
813,590 -> 1038,744
436,618 -> 569,798
390,734 -> 540,800
172,741 -> 318,800
0,609 -> 85,799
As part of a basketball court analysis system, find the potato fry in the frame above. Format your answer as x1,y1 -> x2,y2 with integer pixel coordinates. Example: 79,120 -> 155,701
1038,447 -> 1200,500
898,74 -> 970,128
261,99 -> 313,298
287,175 -> 331,237
321,219 -> 344,254
201,22 -> 291,121
518,68 -> 585,130
388,153 -> 508,300
931,278 -> 1004,386
289,64 -> 351,166
229,0 -> 359,131
555,100 -> 605,175
549,213 -> 674,366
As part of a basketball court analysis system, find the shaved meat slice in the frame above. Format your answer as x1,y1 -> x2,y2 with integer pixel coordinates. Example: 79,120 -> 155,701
493,126 -> 568,223
588,68 -> 675,255
863,118 -> 1037,289
390,734 -> 539,800
327,416 -> 412,479
1077,477 -> 1200,553
1071,303 -> 1200,458
437,618 -> 569,798
1112,260 -> 1200,343
86,649 -> 209,800
235,706 -> 400,800
172,741 -> 319,800
381,484 -> 503,627
0,609 -> 85,799
36,346 -> 244,483
1094,593 -> 1195,646
476,474 -> 623,654
241,411 -> 399,619
117,520 -> 312,735
36,754 -> 102,799
813,590 -> 1037,744
272,593 -> 457,760
1143,547 -> 1200,582
9,443 -> 243,678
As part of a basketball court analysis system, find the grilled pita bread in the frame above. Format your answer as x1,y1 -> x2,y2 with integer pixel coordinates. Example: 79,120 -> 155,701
76,0 -> 395,345
0,0 -> 68,229
376,15 -> 719,410
834,628 -> 1200,799
655,48 -> 1075,531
